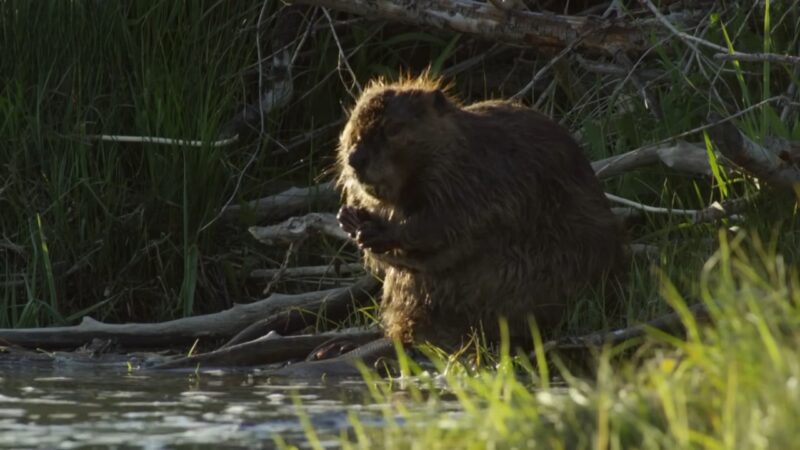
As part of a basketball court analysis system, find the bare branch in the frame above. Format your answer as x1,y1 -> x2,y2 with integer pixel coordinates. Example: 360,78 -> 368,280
86,134 -> 238,147
289,0 -> 660,55
639,0 -> 800,65
0,287 -> 345,349
150,329 -> 382,369
222,181 -> 340,224
250,263 -> 364,279
249,212 -> 349,245
707,113 -> 800,188
606,194 -> 748,223
592,141 -> 713,179
714,52 -> 800,65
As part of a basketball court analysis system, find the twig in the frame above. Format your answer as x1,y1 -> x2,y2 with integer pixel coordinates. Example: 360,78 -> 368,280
714,52 -> 800,65
638,0 -> 800,65
605,193 -> 701,217
250,263 -> 364,279
256,0 -> 270,137
199,143 -> 262,234
322,7 -> 362,97
614,50 -> 663,120
512,31 -> 588,100
441,43 -> 505,77
574,54 -> 662,81
87,134 -> 238,147
263,242 -> 298,294
605,193 -> 746,223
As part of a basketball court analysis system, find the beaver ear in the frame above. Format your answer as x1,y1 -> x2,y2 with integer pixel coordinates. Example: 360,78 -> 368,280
409,89 -> 450,117
431,89 -> 449,114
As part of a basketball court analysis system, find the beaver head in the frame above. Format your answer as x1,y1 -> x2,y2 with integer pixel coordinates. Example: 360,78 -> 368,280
338,83 -> 457,207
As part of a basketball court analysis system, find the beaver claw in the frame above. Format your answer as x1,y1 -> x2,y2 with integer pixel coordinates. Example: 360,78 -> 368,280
337,205 -> 373,236
356,222 -> 399,253
338,205 -> 399,253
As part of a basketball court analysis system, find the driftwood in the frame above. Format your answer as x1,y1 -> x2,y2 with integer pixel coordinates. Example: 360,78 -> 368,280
222,181 -> 340,224
546,302 -> 710,351
592,140 -> 713,179
0,279 -> 378,350
221,275 -> 380,349
250,263 -> 364,279
606,194 -> 748,224
249,211 -> 348,244
288,0 -> 676,56
707,113 -> 800,189
150,329 -> 382,370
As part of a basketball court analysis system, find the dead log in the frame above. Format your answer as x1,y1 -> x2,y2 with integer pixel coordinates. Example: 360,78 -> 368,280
288,0 -> 669,56
0,279 -> 377,350
707,113 -> 800,189
250,263 -> 364,279
592,140 -> 714,179
150,329 -> 382,370
221,275 -> 381,348
222,181 -> 340,224
249,211 -> 348,245
546,302 -> 710,352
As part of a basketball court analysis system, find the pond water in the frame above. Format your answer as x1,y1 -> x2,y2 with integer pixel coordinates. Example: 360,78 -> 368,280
0,358 -> 454,449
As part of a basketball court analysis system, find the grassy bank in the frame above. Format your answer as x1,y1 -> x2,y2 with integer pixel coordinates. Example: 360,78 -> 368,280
299,235 -> 797,450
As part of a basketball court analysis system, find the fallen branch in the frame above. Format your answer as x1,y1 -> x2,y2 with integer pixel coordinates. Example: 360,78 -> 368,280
86,134 -> 239,148
250,263 -> 364,279
150,329 -> 381,370
223,181 -> 340,224
289,0 -> 665,56
221,275 -> 381,349
575,54 -> 663,81
592,140 -> 713,179
546,302 -> 710,351
707,113 -> 800,188
0,284 -> 359,350
605,194 -> 747,223
249,211 -> 349,245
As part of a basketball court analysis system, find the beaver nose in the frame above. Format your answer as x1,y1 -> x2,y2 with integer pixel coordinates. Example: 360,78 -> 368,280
348,147 -> 369,173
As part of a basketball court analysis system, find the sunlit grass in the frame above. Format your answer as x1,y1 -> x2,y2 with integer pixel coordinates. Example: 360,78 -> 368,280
274,231 -> 800,449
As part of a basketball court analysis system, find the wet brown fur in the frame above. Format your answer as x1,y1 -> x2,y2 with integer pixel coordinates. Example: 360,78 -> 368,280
335,74 -> 627,349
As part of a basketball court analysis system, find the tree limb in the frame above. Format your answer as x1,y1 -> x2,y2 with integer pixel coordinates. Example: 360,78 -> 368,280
288,0 -> 662,56
0,285 -> 359,350
707,113 -> 800,189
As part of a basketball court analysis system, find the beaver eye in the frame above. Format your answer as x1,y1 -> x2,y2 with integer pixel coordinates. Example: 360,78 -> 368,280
383,121 -> 404,138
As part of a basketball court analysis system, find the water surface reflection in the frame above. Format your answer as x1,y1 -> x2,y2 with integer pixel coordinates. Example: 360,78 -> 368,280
0,359 -> 418,448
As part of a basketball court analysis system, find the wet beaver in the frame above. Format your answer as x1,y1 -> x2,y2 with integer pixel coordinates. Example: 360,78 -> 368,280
335,75 -> 627,349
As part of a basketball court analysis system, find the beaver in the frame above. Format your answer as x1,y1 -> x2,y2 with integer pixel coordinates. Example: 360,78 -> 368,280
334,75 -> 627,349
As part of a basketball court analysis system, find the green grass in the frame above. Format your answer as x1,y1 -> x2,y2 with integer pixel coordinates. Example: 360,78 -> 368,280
298,230 -> 797,450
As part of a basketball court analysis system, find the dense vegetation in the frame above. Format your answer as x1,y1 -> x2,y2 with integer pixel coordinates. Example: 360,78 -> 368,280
2,1 -> 800,447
